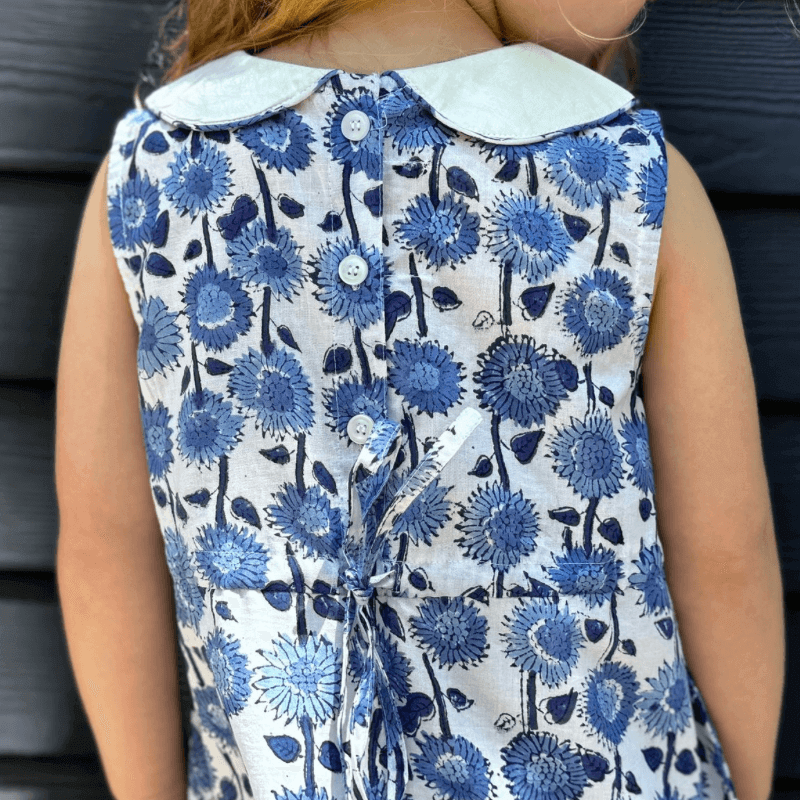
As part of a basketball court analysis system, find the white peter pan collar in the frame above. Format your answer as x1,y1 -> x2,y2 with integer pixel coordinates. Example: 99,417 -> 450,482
142,41 -> 636,145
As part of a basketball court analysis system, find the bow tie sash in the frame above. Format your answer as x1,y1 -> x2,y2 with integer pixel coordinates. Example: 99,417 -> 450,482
337,407 -> 483,800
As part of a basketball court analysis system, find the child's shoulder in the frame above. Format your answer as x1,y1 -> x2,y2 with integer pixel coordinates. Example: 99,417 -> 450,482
642,131 -> 773,560
653,139 -> 720,310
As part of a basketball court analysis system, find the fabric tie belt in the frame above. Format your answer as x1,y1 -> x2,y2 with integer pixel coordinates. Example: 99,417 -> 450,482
336,407 -> 483,800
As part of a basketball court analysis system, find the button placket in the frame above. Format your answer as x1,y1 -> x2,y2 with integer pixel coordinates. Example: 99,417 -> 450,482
339,74 -> 389,391
335,76 -> 398,800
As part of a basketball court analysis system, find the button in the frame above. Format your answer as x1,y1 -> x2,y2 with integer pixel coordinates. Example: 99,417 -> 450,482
341,110 -> 371,141
338,255 -> 369,287
347,414 -> 374,444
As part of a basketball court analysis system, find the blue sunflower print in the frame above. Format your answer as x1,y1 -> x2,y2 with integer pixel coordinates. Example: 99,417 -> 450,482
501,597 -> 585,687
323,377 -> 386,437
542,134 -> 630,210
559,268 -> 635,356
267,484 -> 345,561
412,732 -> 493,800
375,626 -> 413,701
547,545 -> 623,608
637,657 -> 693,737
387,473 -> 451,546
581,660 -> 640,747
162,136 -> 233,220
204,628 -> 254,716
234,108 -> 316,174
410,596 -> 488,670
475,336 -> 569,428
225,217 -> 304,297
254,632 -> 342,724
311,238 -> 391,328
620,410 -> 656,496
486,190 -> 573,283
137,296 -> 184,377
635,156 -> 667,228
163,527 -> 205,632
388,339 -> 464,416
193,523 -> 270,589
324,90 -> 382,180
456,482 -> 539,571
177,389 -> 244,467
107,169 -> 160,250
500,730 -> 589,800
381,86 -> 453,153
628,540 -> 672,615
183,263 -> 253,351
140,400 -> 174,479
394,191 -> 481,270
548,411 -> 624,500
228,345 -> 315,437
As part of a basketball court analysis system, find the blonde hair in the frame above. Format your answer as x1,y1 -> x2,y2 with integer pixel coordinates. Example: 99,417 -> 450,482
134,0 -> 648,107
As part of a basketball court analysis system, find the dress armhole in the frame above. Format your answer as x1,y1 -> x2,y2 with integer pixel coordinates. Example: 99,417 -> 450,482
105,108 -> 149,333
627,102 -> 669,379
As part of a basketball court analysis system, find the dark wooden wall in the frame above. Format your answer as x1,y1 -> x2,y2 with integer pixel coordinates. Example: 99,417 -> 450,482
0,0 -> 797,797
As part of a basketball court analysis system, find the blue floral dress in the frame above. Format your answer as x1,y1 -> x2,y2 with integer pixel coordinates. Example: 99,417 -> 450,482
105,40 -> 738,800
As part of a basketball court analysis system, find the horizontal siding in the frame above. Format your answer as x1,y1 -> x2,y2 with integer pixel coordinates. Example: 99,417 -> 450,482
0,599 -> 87,755
0,581 -> 190,761
0,0 -> 165,173
715,202 -> 800,402
0,383 -> 57,569
775,607 -> 800,779
0,756 -> 114,800
0,177 -> 85,379
636,0 -> 800,194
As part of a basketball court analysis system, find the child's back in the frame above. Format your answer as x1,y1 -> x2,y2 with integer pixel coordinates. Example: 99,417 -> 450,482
55,4 -> 784,800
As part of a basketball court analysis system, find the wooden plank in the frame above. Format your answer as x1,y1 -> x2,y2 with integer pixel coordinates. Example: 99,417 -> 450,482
636,0 -> 800,194
775,605 -> 800,779
0,177 -> 86,380
0,0 -> 167,173
715,205 -> 800,402
0,384 -> 57,570
0,587 -> 190,759
0,600 -> 87,755
761,415 -> 800,595
0,756 -> 112,800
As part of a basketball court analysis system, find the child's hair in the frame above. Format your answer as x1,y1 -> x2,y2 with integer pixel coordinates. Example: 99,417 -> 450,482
133,0 -> 653,107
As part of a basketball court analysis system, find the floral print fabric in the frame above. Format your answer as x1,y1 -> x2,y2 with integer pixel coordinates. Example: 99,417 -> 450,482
105,49 -> 738,800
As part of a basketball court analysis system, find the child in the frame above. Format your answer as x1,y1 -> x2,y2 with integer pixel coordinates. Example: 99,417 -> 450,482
54,3 -> 785,800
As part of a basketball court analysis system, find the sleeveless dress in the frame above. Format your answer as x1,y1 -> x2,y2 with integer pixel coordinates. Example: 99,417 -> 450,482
105,40 -> 739,800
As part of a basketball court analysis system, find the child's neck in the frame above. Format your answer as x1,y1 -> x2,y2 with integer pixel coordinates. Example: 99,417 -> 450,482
252,0 -> 506,74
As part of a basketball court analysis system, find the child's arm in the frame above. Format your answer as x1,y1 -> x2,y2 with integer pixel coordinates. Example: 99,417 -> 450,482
641,141 -> 785,800
54,154 -> 187,800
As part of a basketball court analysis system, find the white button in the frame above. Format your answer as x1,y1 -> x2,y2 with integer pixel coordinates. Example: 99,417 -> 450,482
347,414 -> 374,444
341,110 -> 371,142
338,254 -> 369,287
